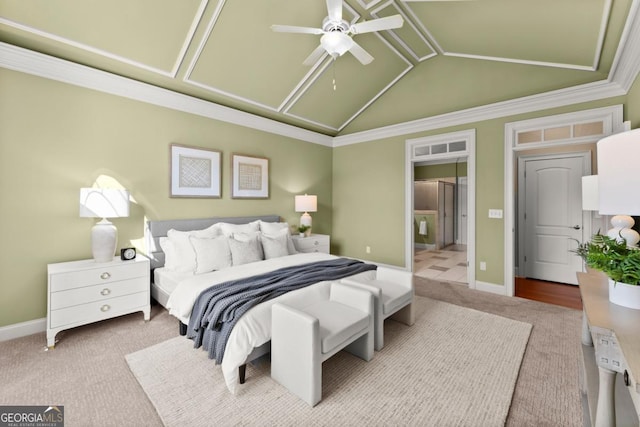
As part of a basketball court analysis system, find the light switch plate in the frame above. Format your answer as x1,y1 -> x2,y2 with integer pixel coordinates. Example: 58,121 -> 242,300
488,209 -> 503,219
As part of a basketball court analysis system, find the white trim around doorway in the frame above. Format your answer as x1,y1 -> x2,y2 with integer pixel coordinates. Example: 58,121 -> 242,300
405,129 -> 476,289
503,104 -> 625,296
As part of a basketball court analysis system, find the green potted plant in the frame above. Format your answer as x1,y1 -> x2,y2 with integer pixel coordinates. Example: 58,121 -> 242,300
297,225 -> 310,237
574,232 -> 640,309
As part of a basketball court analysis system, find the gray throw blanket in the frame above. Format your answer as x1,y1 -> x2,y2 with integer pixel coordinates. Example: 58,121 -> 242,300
187,258 -> 377,363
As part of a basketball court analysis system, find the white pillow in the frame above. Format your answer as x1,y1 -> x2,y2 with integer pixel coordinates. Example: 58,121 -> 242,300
219,221 -> 260,237
228,235 -> 262,266
166,224 -> 222,273
159,237 -> 180,271
261,232 -> 290,259
259,220 -> 290,234
259,222 -> 297,254
189,235 -> 232,274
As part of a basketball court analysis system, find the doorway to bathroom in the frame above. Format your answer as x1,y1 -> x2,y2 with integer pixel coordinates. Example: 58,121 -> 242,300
405,129 -> 475,289
413,161 -> 468,284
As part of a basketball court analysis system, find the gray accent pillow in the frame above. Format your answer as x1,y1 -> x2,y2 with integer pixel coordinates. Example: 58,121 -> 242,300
259,223 -> 297,254
228,235 -> 263,266
261,232 -> 290,259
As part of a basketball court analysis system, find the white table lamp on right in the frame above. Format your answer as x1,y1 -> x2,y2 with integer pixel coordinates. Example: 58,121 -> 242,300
295,194 -> 317,230
597,129 -> 640,247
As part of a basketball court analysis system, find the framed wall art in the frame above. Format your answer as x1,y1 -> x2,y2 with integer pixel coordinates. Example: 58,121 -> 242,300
231,154 -> 269,199
170,144 -> 221,198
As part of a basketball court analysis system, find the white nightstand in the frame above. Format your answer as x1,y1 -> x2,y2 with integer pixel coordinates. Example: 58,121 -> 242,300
292,233 -> 330,254
47,255 -> 150,348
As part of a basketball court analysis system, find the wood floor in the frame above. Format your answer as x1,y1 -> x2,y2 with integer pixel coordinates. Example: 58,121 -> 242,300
515,276 -> 583,310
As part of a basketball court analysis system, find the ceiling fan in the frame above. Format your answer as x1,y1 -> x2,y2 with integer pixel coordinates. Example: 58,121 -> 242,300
271,0 -> 404,66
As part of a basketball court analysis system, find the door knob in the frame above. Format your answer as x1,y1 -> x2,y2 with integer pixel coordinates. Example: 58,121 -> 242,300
571,225 -> 581,230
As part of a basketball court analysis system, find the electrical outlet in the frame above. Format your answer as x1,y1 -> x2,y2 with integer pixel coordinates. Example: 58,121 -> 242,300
366,246 -> 371,254
480,261 -> 487,271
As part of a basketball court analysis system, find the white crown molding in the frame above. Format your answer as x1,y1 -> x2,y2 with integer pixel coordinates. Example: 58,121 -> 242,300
0,1 -> 208,78
0,42 -> 333,147
371,0 -> 438,62
329,0 -> 640,147
333,1 -> 640,146
607,0 -> 640,92
332,79 -> 626,146
401,0 -> 612,72
1,0 -> 638,150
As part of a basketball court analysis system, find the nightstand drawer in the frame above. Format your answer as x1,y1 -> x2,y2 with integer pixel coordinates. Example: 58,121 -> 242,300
294,235 -> 330,251
50,262 -> 147,292
50,277 -> 148,310
49,291 -> 148,329
298,244 -> 330,253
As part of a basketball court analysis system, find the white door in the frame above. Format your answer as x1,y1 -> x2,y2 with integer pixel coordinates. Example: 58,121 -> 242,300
458,177 -> 468,245
522,156 -> 586,285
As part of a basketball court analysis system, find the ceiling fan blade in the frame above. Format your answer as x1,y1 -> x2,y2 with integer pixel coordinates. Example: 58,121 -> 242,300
350,14 -> 403,34
271,25 -> 324,35
349,41 -> 374,65
303,45 -> 327,66
326,0 -> 343,22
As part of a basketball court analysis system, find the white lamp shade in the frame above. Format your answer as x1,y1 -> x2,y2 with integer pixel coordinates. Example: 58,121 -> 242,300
295,194 -> 317,213
80,188 -> 130,219
581,175 -> 599,211
597,129 -> 640,215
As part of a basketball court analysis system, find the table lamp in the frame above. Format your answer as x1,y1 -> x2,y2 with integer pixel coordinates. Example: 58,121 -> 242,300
597,129 -> 640,246
80,188 -> 130,262
295,194 -> 317,230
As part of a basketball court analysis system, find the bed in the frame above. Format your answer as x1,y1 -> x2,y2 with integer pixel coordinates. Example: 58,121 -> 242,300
144,215 -> 378,393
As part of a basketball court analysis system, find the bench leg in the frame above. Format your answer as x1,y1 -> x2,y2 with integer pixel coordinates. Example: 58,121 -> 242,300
391,303 -> 415,326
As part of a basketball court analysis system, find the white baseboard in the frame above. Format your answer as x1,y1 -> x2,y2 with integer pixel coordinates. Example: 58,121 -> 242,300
474,280 -> 507,296
0,317 -> 46,342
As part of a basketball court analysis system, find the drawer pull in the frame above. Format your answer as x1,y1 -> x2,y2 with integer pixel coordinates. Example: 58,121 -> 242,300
100,304 -> 111,312
100,272 -> 111,280
100,288 -> 111,296
314,241 -> 319,246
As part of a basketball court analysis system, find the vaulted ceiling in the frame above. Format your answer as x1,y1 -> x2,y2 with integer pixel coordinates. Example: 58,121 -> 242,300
0,0 -> 635,137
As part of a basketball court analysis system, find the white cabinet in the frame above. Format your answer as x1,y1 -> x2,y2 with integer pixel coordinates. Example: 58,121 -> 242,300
292,234 -> 330,254
47,256 -> 150,347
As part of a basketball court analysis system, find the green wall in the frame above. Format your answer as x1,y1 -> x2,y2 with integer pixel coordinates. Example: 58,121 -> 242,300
332,139 -> 404,264
2,64 -> 640,328
0,68 -> 332,327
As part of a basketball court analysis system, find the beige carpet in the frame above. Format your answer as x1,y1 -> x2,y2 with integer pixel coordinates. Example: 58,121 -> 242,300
126,297 -> 531,426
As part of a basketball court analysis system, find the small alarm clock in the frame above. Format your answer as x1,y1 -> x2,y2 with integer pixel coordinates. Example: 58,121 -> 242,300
120,247 -> 136,261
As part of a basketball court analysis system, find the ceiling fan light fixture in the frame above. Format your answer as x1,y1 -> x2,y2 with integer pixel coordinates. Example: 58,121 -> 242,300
320,31 -> 353,57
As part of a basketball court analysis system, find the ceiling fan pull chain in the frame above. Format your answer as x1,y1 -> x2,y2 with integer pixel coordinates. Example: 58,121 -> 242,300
332,58 -> 337,91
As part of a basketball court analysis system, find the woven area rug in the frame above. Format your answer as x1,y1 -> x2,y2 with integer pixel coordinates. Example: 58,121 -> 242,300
126,297 -> 531,426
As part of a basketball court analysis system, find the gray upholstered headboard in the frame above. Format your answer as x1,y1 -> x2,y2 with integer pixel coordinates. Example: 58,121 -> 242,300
144,214 -> 281,270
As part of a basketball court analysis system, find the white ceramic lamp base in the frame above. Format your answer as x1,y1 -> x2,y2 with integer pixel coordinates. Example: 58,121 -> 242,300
91,219 -> 117,263
300,212 -> 312,229
606,215 -> 640,247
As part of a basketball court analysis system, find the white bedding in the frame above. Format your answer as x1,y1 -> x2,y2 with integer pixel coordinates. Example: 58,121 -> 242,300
165,252 -> 376,393
153,268 -> 192,296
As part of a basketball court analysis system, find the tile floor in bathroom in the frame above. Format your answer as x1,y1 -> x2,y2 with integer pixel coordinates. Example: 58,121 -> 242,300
414,244 -> 468,284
